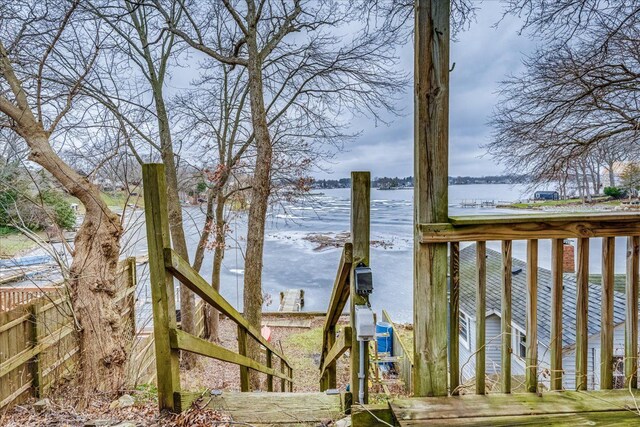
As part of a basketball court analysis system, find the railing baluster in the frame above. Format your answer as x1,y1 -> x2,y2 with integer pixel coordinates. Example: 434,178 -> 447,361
476,241 -> 487,395
601,236 -> 615,389
266,349 -> 273,392
550,239 -> 563,390
526,239 -> 538,393
576,237 -> 590,391
449,241 -> 460,396
281,358 -> 285,392
501,240 -> 512,394
626,236 -> 640,389
238,326 -> 249,392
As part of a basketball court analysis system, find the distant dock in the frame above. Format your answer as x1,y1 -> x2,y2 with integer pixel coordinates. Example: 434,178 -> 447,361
459,199 -> 496,208
279,289 -> 304,312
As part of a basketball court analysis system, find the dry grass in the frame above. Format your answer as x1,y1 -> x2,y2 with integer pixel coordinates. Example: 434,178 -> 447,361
0,231 -> 45,258
181,314 -> 351,393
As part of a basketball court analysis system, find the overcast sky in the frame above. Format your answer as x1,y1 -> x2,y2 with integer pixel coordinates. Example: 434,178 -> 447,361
314,1 -> 538,180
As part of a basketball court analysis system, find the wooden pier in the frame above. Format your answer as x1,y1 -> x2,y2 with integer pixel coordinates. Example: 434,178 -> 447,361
278,289 -> 304,312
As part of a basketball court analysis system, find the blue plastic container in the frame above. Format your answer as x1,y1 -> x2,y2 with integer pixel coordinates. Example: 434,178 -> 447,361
376,322 -> 393,355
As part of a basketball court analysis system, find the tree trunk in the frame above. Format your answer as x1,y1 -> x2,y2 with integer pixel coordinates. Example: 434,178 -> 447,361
192,188 -> 215,273
244,40 -> 271,390
206,191 -> 225,342
154,87 -> 196,368
608,162 -> 616,187
28,134 -> 127,396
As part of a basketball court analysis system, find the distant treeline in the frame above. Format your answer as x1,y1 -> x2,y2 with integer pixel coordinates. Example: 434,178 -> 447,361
311,174 -> 529,189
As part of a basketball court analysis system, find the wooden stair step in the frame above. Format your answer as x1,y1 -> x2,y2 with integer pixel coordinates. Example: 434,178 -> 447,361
202,391 -> 343,425
391,390 -> 640,426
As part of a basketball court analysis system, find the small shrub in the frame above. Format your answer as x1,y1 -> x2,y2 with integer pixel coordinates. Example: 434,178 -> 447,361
41,190 -> 77,230
604,186 -> 625,199
0,189 -> 17,227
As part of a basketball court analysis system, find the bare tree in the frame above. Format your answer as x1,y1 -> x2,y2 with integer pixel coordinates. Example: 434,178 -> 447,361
172,63 -> 253,341
0,1 -> 129,396
152,0 -> 405,387
489,2 -> 640,191
80,0 -> 200,366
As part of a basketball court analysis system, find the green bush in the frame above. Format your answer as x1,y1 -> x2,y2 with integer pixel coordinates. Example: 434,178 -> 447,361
41,190 -> 77,230
604,186 -> 625,199
0,189 -> 17,227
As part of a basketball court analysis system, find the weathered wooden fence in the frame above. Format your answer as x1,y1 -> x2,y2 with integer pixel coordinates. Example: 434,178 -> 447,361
0,286 -> 63,312
0,258 -> 137,410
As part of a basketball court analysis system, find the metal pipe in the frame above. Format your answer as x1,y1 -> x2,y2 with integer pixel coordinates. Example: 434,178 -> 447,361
358,339 -> 365,403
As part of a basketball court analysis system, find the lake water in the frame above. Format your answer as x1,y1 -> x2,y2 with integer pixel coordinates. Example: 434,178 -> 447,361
14,183 -> 635,326
121,183 -> 638,326
126,184 -> 532,325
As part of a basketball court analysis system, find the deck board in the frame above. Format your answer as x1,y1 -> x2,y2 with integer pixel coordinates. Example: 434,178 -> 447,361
391,390 -> 640,426
201,391 -> 343,425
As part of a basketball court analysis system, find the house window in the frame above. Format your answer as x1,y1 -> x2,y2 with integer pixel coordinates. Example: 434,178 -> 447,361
514,329 -> 527,359
459,312 -> 470,349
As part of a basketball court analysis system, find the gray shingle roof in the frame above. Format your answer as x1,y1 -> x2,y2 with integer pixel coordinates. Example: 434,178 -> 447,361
457,244 -> 626,348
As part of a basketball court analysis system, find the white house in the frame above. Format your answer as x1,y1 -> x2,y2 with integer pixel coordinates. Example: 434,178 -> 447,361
455,244 -> 631,391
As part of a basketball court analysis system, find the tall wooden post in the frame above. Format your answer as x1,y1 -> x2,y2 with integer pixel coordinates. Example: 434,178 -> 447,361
413,0 -> 450,397
142,163 -> 181,411
350,171 -> 370,404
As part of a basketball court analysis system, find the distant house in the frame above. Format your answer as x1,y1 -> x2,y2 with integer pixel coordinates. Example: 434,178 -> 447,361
534,190 -> 560,201
454,244 -> 631,390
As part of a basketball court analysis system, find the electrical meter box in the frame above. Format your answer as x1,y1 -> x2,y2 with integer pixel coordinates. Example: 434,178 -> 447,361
354,265 -> 373,295
354,305 -> 375,340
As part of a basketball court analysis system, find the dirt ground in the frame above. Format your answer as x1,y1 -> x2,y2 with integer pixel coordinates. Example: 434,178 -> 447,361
182,314 -> 351,393
0,388 -> 231,427
0,314 -> 353,426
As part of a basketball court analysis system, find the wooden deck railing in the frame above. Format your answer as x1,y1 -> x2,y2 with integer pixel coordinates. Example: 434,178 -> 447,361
420,212 -> 640,395
143,163 -> 293,412
319,242 -> 352,391
319,172 -> 371,403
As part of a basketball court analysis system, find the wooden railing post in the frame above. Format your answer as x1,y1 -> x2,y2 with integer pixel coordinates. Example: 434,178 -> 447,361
280,358 -> 285,392
350,171 -> 370,404
326,325 -> 336,389
625,236 -> 639,388
550,239 -> 564,390
266,349 -> 273,392
142,163 -> 181,411
601,236 -> 615,389
526,239 -> 538,393
501,240 -> 513,393
449,242 -> 460,395
576,238 -> 590,391
476,242 -> 487,395
127,257 -> 137,335
29,303 -> 42,398
237,326 -> 249,392
413,0 -> 450,398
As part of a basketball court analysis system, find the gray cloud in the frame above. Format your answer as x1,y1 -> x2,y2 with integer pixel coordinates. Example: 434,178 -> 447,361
315,2 -> 537,179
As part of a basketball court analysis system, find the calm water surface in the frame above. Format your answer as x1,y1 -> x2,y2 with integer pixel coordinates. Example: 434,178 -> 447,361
17,184 -> 632,326
127,184 -> 536,325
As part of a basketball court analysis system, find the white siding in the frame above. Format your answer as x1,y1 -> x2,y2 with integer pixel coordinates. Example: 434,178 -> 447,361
459,311 -> 476,382
485,314 -> 502,375
562,321 -> 636,390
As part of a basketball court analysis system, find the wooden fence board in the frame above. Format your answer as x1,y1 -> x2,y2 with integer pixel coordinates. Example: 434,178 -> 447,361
0,257 -> 137,410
